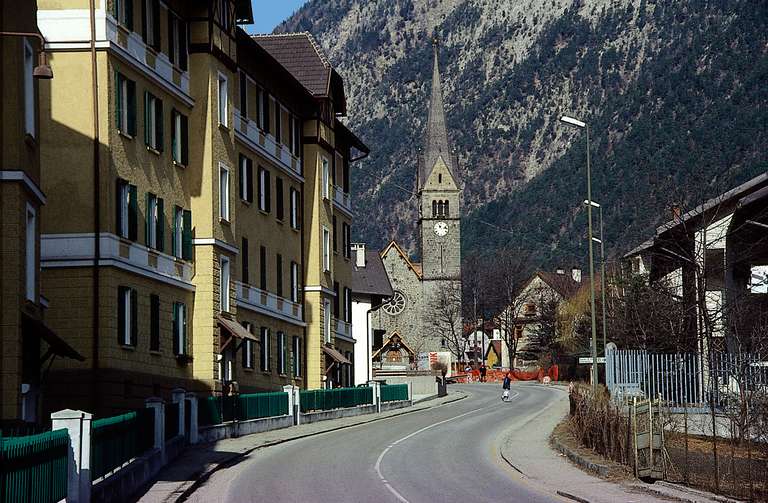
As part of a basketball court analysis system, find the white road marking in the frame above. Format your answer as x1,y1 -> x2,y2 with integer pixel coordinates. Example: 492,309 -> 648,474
374,388 -> 520,503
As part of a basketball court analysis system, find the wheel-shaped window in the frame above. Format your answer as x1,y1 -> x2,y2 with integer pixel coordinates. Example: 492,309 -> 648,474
383,290 -> 406,316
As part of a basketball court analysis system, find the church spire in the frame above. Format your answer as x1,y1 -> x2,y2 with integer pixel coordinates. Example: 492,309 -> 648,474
420,36 -> 454,188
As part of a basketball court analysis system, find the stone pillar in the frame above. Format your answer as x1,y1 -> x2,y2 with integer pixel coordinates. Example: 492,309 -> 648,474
185,392 -> 198,444
283,385 -> 294,419
51,409 -> 92,503
368,381 -> 381,413
171,388 -> 186,438
145,398 -> 165,463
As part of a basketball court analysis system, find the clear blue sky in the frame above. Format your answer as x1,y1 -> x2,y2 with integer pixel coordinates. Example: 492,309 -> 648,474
248,0 -> 309,34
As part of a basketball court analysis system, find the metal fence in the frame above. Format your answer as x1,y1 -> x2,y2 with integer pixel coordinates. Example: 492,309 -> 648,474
91,409 -> 155,481
0,428 -> 69,503
300,387 -> 373,413
198,392 -> 289,427
380,384 -> 409,402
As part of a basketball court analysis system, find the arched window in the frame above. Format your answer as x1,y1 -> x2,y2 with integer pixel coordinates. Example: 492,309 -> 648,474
432,200 -> 437,217
444,200 -> 449,217
438,174 -> 442,184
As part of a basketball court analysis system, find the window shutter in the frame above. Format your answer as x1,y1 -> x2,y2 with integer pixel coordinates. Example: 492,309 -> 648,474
145,192 -> 151,246
276,177 -> 283,221
115,71 -> 122,130
264,170 -> 271,212
241,237 -> 249,284
156,197 -> 165,252
130,288 -> 138,346
127,80 -> 136,136
151,0 -> 160,50
182,209 -> 192,260
246,158 -> 253,203
128,184 -> 138,241
172,205 -> 180,257
116,179 -> 123,236
155,98 -> 163,151
238,155 -> 245,200
178,20 -> 188,71
144,91 -> 151,146
118,286 -> 126,345
172,303 -> 179,355
181,305 -> 187,355
180,113 -> 188,165
171,109 -> 178,161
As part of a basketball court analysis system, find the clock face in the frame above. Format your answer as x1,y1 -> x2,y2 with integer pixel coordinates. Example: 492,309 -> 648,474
434,222 -> 448,237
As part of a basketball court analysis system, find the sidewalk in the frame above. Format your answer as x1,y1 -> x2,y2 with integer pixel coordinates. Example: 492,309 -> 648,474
498,385 -> 737,503
133,392 -> 464,503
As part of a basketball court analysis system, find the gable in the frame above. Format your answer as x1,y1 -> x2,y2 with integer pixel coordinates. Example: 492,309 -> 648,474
423,156 -> 458,191
380,241 -> 422,280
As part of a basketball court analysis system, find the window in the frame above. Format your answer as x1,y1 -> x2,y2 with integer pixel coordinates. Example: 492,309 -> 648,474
239,72 -> 247,117
290,261 -> 299,303
445,200 -> 449,217
113,0 -> 134,30
241,237 -> 249,284
258,166 -> 270,212
275,177 -> 284,221
115,72 -> 137,136
171,109 -> 188,165
289,188 -> 300,229
172,206 -> 192,259
220,255 -> 230,312
25,205 -> 36,301
144,92 -> 163,151
239,154 -> 253,202
344,287 -> 352,323
116,179 -> 138,240
168,13 -> 187,70
145,193 -> 164,251
322,226 -> 330,272
438,173 -> 442,184
292,335 -> 301,377
332,216 -> 338,253
260,89 -> 270,134
242,334 -> 255,369
142,0 -> 160,50
432,200 -> 437,218
276,254 -> 283,297
219,164 -> 230,221
333,282 -> 340,318
259,246 -> 267,290
23,40 -> 35,137
277,331 -> 286,374
149,294 -> 160,351
288,115 -> 294,154
217,73 -> 228,127
323,299 -> 332,343
260,327 -> 270,371
218,0 -> 231,31
274,101 -> 282,143
321,158 -> 330,199
172,301 -> 187,355
117,286 -> 137,346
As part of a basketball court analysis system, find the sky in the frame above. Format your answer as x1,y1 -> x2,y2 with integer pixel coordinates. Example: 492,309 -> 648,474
248,0 -> 309,34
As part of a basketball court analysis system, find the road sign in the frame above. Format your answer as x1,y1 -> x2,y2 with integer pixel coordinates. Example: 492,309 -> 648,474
578,357 -> 606,364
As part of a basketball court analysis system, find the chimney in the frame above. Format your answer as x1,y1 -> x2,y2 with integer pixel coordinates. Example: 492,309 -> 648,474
556,268 -> 565,275
571,267 -> 582,283
352,243 -> 366,268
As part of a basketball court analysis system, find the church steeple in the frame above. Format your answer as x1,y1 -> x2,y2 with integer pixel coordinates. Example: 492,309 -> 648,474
420,36 -> 455,189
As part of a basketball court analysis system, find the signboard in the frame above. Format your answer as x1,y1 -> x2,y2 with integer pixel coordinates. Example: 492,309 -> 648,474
578,357 -> 606,364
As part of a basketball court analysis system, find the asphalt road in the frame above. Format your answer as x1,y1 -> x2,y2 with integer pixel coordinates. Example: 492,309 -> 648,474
191,383 -> 567,503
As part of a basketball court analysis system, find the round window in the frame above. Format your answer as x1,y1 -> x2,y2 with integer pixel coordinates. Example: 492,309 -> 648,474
383,291 -> 406,316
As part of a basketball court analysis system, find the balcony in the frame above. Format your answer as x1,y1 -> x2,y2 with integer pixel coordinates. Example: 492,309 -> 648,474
232,108 -> 302,180
333,185 -> 352,215
235,282 -> 304,326
333,317 -> 354,343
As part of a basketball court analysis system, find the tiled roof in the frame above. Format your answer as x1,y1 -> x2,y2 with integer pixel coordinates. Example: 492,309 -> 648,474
352,251 -> 394,297
253,32 -> 330,97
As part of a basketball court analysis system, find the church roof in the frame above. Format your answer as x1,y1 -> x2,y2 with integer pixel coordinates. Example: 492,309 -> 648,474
419,38 -> 458,189
380,241 -> 423,280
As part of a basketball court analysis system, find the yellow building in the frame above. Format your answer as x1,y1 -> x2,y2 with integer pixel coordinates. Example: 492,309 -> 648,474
33,1 -> 367,415
0,0 -> 83,424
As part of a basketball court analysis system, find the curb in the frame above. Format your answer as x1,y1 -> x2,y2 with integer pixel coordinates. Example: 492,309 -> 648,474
171,392 -> 468,502
550,434 -> 611,479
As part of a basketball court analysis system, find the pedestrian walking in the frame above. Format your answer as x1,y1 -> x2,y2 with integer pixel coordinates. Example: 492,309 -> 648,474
501,372 -> 511,401
479,364 -> 487,383
464,364 -> 472,383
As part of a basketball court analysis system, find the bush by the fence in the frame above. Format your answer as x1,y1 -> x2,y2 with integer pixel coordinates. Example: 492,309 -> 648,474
91,408 -> 154,481
0,428 -> 69,503
381,384 -> 408,402
300,387 -> 373,413
569,384 -> 631,466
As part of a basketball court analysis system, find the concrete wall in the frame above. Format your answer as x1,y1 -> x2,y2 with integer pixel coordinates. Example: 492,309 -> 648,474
381,375 -> 436,396
198,414 -> 293,443
300,404 -> 376,424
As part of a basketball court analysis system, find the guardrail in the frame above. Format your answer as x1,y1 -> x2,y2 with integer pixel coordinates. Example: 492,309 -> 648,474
91,409 -> 155,481
0,428 -> 69,503
300,387 -> 373,413
380,384 -> 409,402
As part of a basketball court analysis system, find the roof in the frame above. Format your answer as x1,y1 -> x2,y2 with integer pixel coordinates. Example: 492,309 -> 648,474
323,346 -> 351,365
536,271 -> 581,299
371,332 -> 416,360
22,314 -> 84,361
253,32 -> 331,98
352,250 -> 394,297
217,315 -> 257,341
380,241 -> 423,279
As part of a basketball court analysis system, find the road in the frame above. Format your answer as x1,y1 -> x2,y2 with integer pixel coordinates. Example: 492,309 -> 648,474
190,383 -> 567,503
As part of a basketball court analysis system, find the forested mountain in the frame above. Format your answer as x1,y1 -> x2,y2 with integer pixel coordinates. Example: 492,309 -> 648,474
276,0 -> 768,266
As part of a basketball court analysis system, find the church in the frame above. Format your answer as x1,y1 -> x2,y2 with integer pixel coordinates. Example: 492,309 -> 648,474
371,39 -> 463,367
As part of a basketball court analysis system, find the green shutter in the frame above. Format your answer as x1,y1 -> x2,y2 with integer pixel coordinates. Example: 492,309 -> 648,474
264,170 -> 271,212
127,80 -> 136,136
172,303 -> 179,355
155,97 -> 163,151
128,184 -> 138,241
181,304 -> 187,355
118,286 -> 126,345
130,288 -> 138,346
182,209 -> 192,260
171,109 -> 178,162
116,179 -> 124,236
180,114 -> 189,165
115,71 -> 122,130
144,92 -> 151,146
156,197 -> 165,252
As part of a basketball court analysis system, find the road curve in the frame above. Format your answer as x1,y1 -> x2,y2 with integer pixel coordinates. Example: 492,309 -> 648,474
191,384 -> 566,503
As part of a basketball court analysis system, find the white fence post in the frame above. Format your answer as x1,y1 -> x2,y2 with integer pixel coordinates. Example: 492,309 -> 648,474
283,385 -> 295,424
407,381 -> 413,404
171,388 -> 186,438
185,392 -> 198,444
145,398 -> 165,463
368,381 -> 381,413
50,409 -> 92,503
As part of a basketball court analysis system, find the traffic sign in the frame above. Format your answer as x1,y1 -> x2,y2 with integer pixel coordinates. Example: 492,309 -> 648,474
578,357 -> 606,364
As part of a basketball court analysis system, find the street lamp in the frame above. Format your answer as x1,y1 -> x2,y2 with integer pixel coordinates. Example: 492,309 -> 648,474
561,115 -> 598,393
584,200 -> 607,359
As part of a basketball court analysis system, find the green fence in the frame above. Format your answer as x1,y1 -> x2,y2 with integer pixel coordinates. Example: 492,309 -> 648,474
0,429 -> 69,503
199,392 -> 289,427
380,384 -> 409,402
300,387 -> 373,413
90,408 -> 154,481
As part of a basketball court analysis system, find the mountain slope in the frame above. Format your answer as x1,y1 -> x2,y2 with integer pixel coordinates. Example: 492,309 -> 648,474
276,0 -> 768,266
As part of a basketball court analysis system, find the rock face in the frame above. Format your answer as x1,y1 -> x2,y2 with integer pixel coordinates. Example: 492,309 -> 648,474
277,0 -> 768,265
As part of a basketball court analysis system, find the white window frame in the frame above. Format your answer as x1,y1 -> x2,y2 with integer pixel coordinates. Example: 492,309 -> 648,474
174,302 -> 187,355
322,226 -> 330,272
290,188 -> 299,229
240,155 -> 250,201
144,0 -> 156,46
290,261 -> 299,302
277,331 -> 286,374
219,163 -> 230,221
258,167 -> 268,211
321,157 -> 330,199
220,255 -> 230,312
147,193 -> 158,248
174,206 -> 183,258
260,326 -> 270,371
121,287 -> 133,345
146,93 -> 159,150
118,76 -> 130,134
116,0 -> 129,27
25,204 -> 36,301
343,287 -> 351,323
217,72 -> 228,127
172,111 -> 183,163
324,299 -> 332,343
23,39 -> 35,137
119,181 -> 130,238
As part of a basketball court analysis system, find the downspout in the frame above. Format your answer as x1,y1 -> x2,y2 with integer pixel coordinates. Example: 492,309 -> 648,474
89,0 -> 101,410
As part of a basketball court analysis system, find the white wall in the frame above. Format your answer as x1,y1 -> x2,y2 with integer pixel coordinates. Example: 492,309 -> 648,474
352,297 -> 372,385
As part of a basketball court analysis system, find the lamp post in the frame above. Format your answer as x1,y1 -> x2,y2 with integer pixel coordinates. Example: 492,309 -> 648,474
561,115 -> 598,393
584,200 -> 607,357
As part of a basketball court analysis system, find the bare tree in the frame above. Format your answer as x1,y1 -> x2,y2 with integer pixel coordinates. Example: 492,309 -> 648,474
424,282 -> 466,364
